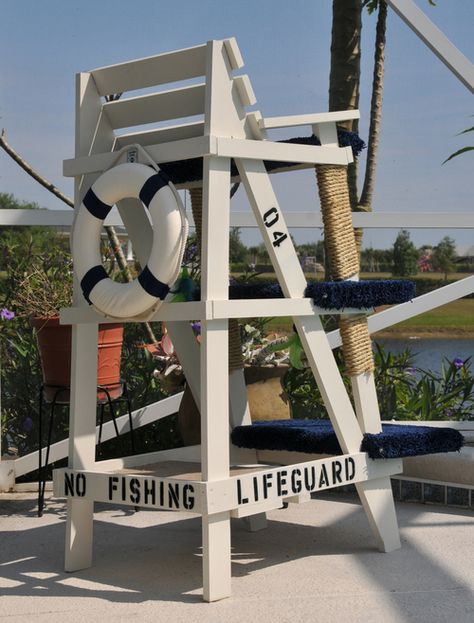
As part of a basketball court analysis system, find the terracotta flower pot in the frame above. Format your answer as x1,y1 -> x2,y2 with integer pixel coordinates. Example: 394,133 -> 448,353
30,317 -> 124,403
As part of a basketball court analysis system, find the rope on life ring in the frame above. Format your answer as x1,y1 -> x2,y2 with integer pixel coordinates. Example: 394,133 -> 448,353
72,162 -> 188,318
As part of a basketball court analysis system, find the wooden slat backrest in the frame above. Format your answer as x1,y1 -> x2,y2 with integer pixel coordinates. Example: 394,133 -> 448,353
90,44 -> 208,96
103,84 -> 206,129
86,38 -> 258,144
115,121 -> 206,149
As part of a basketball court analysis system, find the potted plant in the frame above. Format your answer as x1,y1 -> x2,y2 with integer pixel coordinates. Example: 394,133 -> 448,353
149,319 -> 297,445
12,251 -> 124,403
240,321 -> 296,421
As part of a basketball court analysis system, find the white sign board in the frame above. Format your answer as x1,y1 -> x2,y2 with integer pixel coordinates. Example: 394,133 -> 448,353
54,454 -> 401,516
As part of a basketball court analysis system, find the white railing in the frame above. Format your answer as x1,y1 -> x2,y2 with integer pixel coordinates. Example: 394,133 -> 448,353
0,207 -> 473,485
13,393 -> 183,479
3,208 -> 474,229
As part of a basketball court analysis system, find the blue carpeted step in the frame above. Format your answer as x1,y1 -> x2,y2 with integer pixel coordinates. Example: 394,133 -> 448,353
306,280 -> 415,310
231,419 -> 464,459
190,280 -> 415,309
155,131 -> 365,185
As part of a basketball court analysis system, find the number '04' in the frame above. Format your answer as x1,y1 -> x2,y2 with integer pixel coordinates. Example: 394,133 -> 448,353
263,207 -> 288,248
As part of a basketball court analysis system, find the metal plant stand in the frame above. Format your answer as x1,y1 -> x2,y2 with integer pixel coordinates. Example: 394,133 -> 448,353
37,381 -> 135,516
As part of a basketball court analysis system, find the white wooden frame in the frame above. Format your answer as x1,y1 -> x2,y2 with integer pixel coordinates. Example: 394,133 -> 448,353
386,0 -> 474,93
43,38 -> 407,602
1,4 -> 472,597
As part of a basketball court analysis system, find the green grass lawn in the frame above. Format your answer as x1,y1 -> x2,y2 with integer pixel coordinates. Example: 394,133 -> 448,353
382,299 -> 474,333
253,299 -> 474,336
233,269 -> 473,336
359,272 -> 471,281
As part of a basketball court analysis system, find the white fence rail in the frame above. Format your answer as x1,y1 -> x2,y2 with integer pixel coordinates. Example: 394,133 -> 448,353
0,207 -> 473,484
13,393 -> 183,479
2,208 -> 474,229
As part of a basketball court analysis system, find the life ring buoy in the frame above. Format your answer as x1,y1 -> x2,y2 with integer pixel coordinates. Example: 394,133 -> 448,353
72,162 -> 188,318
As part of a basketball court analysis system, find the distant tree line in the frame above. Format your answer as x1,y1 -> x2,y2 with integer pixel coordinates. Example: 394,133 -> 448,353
0,195 -> 467,281
229,225 -> 465,280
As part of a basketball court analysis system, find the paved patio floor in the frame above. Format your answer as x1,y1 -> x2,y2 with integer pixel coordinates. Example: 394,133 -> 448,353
1,491 -> 473,623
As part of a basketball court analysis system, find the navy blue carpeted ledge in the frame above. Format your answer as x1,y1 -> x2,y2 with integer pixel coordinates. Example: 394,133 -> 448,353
231,419 -> 464,459
307,280 -> 416,310
219,279 -> 415,309
158,130 -> 365,185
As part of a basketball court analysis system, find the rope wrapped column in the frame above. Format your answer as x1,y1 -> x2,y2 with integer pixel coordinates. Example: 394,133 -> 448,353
315,165 -> 374,378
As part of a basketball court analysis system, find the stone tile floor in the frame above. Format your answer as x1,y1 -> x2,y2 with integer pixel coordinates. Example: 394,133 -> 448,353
1,491 -> 473,623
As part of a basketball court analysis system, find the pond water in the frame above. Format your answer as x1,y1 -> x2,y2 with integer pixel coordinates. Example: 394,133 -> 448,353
374,337 -> 473,372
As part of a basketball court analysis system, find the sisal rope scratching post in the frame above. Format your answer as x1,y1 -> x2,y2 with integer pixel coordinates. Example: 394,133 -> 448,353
315,165 -> 374,377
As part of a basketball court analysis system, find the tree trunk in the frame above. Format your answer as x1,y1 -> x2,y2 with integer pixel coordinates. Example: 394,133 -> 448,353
358,0 -> 388,212
355,1 -> 388,255
329,0 -> 362,210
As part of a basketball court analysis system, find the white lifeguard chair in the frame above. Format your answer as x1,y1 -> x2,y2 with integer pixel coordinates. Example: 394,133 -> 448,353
55,38 -> 403,602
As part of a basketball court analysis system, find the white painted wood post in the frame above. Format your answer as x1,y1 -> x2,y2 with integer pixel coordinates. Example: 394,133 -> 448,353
236,158 -> 363,452
200,155 -> 232,602
310,117 -> 401,552
64,323 -> 98,571
236,157 -> 401,551
229,371 -> 252,429
355,477 -> 401,553
64,71 -> 111,572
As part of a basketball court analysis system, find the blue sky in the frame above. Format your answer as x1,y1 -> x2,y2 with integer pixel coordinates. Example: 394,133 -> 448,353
0,0 -> 472,251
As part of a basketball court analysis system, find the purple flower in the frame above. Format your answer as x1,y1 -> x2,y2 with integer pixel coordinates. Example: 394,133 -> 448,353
183,243 -> 198,264
453,358 -> 464,370
191,321 -> 201,335
1,308 -> 14,321
445,409 -> 454,419
22,417 -> 34,433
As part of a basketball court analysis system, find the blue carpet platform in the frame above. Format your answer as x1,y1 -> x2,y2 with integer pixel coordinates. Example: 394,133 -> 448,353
228,280 -> 416,309
231,419 -> 464,459
158,130 -> 365,185
187,280 -> 416,308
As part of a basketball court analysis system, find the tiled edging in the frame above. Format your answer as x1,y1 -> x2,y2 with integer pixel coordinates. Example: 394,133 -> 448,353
391,475 -> 474,509
325,477 -> 473,510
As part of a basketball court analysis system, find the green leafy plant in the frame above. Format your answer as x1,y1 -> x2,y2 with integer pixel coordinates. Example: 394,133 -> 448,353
239,318 -> 310,370
0,226 -> 178,464
11,254 -> 73,319
443,117 -> 474,164
0,225 -> 72,456
282,342 -> 474,422
390,357 -> 473,421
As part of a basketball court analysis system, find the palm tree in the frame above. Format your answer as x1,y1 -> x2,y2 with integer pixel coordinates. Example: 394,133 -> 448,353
328,0 -> 362,210
358,0 -> 387,213
328,0 -> 388,233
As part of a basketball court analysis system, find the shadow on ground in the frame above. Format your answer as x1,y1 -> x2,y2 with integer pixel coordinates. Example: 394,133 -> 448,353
1,493 -> 473,620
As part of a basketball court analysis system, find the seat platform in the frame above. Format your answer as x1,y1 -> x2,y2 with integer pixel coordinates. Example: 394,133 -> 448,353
185,279 -> 416,308
230,279 -> 416,309
155,131 -> 365,185
231,419 -> 464,459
